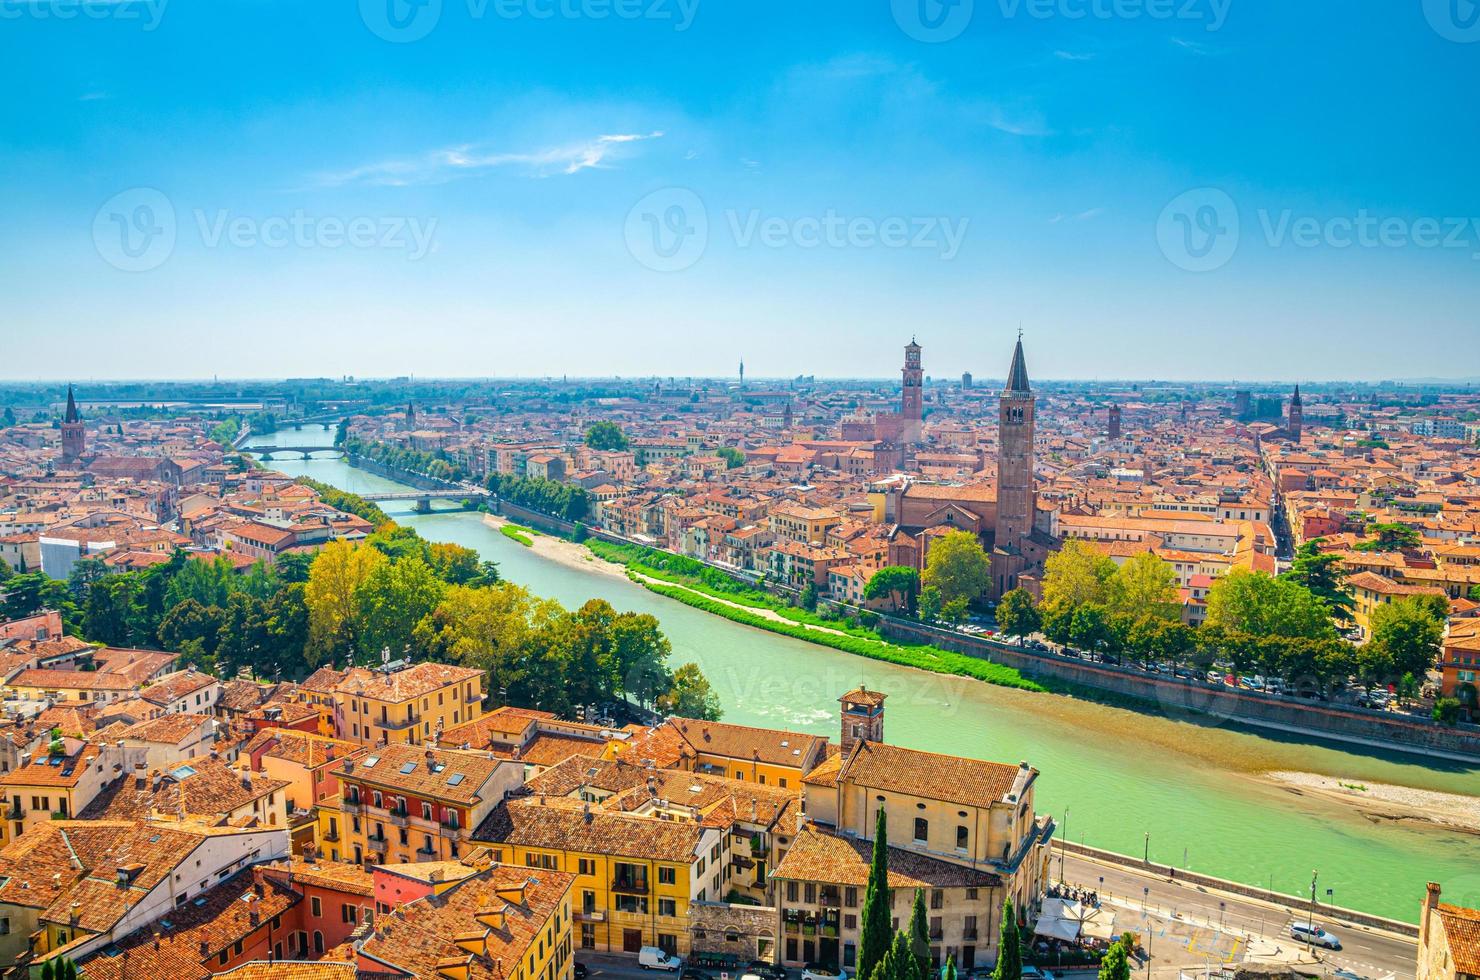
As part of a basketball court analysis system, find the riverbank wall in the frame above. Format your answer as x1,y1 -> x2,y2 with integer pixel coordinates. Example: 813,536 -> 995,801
1058,840 -> 1419,939
347,454 -> 466,493
880,619 -> 1480,763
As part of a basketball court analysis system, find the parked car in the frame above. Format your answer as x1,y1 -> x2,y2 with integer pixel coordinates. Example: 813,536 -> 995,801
682,969 -> 715,980
1290,923 -> 1342,949
640,948 -> 683,971
802,965 -> 848,980
747,962 -> 789,980
575,965 -> 588,980
1021,969 -> 1057,980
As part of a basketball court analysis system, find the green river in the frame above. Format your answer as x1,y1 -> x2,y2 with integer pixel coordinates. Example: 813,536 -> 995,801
253,430 -> 1480,922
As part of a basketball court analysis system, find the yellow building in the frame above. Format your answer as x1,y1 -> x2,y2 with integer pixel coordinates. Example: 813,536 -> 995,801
304,661 -> 487,747
317,743 -> 524,867
473,795 -> 727,958
608,717 -> 829,790
1346,571 -> 1448,640
0,740 -> 113,844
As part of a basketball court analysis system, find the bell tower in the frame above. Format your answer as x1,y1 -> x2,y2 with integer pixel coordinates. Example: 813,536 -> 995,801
993,334 -> 1036,598
839,687 -> 886,754
901,339 -> 923,445
60,385 -> 85,463
1288,385 -> 1303,443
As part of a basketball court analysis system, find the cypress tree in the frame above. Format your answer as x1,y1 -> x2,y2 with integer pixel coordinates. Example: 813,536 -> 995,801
908,888 -> 931,980
944,955 -> 958,980
64,960 -> 78,980
992,898 -> 1021,980
858,807 -> 893,980
41,961 -> 55,980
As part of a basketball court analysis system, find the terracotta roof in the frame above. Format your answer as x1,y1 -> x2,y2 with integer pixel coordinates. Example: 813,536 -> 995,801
337,744 -> 510,806
833,739 -> 1029,810
473,798 -> 706,863
355,865 -> 574,980
336,661 -> 483,703
1438,902 -> 1480,976
216,963 -> 355,980
78,758 -> 288,822
668,718 -> 827,769
772,825 -> 1000,889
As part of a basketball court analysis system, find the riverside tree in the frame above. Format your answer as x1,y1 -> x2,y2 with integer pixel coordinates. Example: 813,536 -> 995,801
865,566 -> 919,614
996,588 -> 1041,644
921,530 -> 992,608
1281,540 -> 1355,624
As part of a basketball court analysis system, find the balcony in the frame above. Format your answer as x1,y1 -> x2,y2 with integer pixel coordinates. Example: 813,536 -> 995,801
4,804 -> 22,821
416,843 -> 437,858
438,821 -> 464,840
610,876 -> 649,895
378,713 -> 421,731
366,835 -> 389,852
342,798 -> 363,815
322,829 -> 341,843
389,809 -> 410,827
576,910 -> 606,922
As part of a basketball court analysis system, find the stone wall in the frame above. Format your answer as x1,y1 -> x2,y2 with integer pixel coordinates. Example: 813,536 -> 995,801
878,619 -> 1480,763
689,901 -> 781,962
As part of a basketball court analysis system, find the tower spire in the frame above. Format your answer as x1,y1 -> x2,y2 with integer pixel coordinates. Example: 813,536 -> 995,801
1005,336 -> 1030,393
64,384 -> 80,424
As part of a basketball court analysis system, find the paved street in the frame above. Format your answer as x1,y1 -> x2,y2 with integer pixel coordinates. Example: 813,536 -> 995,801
1060,853 -> 1418,980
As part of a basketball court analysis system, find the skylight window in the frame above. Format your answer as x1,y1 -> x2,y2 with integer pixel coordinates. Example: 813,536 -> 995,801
399,762 -> 417,774
173,765 -> 197,779
447,773 -> 465,786
364,756 -> 380,768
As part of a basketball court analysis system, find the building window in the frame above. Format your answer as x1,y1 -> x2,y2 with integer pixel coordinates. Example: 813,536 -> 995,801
956,826 -> 969,850
659,899 -> 677,917
311,896 -> 322,916
913,818 -> 928,843
930,890 -> 943,910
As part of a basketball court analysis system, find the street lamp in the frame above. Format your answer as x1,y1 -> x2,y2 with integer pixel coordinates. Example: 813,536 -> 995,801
1143,832 -> 1150,865
1308,870 -> 1319,932
1059,808 -> 1070,883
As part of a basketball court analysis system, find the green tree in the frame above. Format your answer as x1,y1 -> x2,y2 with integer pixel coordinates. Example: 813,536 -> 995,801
1107,552 -> 1180,621
1069,603 -> 1113,654
799,582 -> 818,612
865,567 -> 920,614
1434,697 -> 1463,725
1281,540 -> 1355,624
917,585 -> 943,624
1370,596 -> 1444,680
1355,522 -> 1421,552
941,596 -> 971,625
996,589 -> 1041,644
1205,569 -> 1334,639
1041,539 -> 1117,610
303,539 -> 386,666
657,662 -> 722,720
858,807 -> 893,980
921,530 -> 992,607
1097,937 -> 1132,980
717,446 -> 745,469
1,572 -> 76,629
992,898 -> 1022,980
2,406 -> 15,428
908,889 -> 931,980
584,421 -> 630,451
356,555 -> 447,659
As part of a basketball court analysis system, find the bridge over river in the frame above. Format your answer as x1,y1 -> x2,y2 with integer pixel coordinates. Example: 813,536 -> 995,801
242,445 -> 347,460
359,488 -> 489,512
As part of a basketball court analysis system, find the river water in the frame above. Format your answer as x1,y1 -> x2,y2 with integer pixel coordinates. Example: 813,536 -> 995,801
252,427 -> 1480,922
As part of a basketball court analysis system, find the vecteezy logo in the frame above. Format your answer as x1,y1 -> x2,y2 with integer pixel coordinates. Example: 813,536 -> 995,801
891,0 -> 973,42
1156,187 -> 1239,272
624,188 -> 708,272
93,188 -> 177,272
1423,0 -> 1480,42
360,0 -> 442,42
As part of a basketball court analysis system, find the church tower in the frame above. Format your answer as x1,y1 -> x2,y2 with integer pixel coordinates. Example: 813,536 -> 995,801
900,339 -> 923,444
1288,385 -> 1303,443
1108,404 -> 1122,441
60,385 -> 85,463
993,336 -> 1036,598
839,686 -> 886,755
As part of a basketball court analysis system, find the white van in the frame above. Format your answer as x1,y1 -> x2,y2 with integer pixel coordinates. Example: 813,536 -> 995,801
639,947 -> 683,971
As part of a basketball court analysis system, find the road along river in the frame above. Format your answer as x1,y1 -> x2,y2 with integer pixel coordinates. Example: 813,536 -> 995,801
251,431 -> 1480,923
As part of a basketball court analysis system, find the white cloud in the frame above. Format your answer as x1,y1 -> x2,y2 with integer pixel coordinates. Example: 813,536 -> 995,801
1054,50 -> 1094,61
320,130 -> 665,187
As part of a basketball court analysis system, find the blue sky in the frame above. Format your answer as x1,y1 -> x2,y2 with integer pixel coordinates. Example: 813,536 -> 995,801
1,0 -> 1476,381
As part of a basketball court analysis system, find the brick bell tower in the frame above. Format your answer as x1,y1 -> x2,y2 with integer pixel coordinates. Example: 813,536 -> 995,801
900,338 -> 923,445
60,385 -> 85,463
993,334 -> 1036,598
839,686 -> 886,754
1287,384 -> 1303,443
